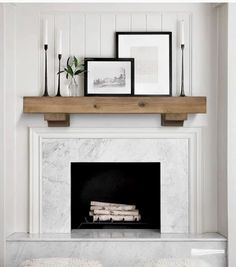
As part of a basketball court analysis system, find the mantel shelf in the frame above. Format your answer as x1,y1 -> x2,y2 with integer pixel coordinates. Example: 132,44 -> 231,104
23,96 -> 207,127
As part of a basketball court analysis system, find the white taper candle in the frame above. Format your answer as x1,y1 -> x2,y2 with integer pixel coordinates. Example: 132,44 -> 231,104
180,20 -> 185,46
57,30 -> 62,54
43,19 -> 48,45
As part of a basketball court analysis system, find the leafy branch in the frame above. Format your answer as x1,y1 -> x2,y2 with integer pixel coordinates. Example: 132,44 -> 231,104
58,56 -> 85,79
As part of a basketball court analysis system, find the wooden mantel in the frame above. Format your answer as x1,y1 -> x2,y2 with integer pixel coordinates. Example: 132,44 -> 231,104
23,96 -> 207,127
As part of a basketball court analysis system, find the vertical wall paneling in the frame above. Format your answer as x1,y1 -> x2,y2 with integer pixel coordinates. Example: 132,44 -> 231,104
38,11 -> 192,104
85,14 -> 101,57
101,14 -> 116,57
41,14 -> 55,96
0,5 -> 5,267
131,13 -> 147,31
146,13 -> 162,31
70,14 -> 85,57
217,4 -> 228,238
228,4 -> 236,265
115,14 -> 131,31
70,14 -> 85,96
162,13 -> 178,96
178,13 -> 191,96
54,14 -> 70,96
15,6 -> 39,233
5,4 -> 16,235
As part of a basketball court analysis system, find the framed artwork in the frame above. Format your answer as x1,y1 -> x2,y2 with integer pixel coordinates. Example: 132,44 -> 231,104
84,58 -> 134,96
116,32 -> 172,96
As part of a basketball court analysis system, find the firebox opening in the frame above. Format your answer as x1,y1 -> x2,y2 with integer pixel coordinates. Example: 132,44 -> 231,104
71,162 -> 160,230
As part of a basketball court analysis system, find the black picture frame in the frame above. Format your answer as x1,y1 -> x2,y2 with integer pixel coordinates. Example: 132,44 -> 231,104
116,32 -> 172,96
84,58 -> 134,96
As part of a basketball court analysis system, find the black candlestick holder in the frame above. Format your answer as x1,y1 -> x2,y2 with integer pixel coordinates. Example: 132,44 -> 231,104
43,44 -> 49,96
56,54 -> 62,96
180,44 -> 185,97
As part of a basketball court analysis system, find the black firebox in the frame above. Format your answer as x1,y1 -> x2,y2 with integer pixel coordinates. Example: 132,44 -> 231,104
71,162 -> 160,230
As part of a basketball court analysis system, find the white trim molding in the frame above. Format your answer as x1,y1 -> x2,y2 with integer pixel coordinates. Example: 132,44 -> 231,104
29,127 -> 203,234
0,4 -> 5,267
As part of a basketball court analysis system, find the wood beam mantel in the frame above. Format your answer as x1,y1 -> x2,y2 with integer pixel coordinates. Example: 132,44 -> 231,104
23,96 -> 206,127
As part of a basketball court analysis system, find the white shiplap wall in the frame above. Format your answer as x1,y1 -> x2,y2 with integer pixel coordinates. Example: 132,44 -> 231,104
40,12 -> 191,96
1,3 -> 220,240
0,4 -> 224,267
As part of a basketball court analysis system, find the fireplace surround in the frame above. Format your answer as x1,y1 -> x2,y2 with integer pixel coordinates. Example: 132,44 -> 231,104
30,127 -> 203,234
8,127 -> 227,267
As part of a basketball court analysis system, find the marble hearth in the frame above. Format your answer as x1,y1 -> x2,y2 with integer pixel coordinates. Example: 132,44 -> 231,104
6,231 -> 227,267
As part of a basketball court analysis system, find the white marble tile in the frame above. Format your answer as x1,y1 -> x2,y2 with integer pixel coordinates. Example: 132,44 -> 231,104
7,236 -> 226,267
7,231 -> 227,242
42,138 -> 188,233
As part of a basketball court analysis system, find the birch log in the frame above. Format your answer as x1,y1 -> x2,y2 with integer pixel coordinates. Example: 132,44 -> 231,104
93,215 -> 141,222
90,201 -> 136,210
92,209 -> 140,216
91,205 -> 137,211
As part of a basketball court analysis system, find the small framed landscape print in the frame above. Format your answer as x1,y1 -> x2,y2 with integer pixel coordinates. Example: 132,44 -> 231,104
84,58 -> 134,96
116,32 -> 172,96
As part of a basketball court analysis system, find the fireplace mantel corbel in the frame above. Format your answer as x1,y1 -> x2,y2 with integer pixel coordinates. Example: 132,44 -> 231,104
23,96 -> 206,127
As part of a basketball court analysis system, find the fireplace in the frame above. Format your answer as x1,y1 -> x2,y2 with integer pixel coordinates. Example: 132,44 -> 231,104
30,129 -> 192,234
71,162 -> 160,230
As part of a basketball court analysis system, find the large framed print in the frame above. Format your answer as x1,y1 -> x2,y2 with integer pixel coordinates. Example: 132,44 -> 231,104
84,58 -> 134,96
116,32 -> 172,96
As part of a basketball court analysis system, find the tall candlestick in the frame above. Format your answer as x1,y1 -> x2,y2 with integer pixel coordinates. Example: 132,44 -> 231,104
180,44 -> 185,97
43,19 -> 48,45
180,20 -> 185,96
56,54 -> 62,97
43,44 -> 49,96
57,30 -> 62,55
180,20 -> 185,45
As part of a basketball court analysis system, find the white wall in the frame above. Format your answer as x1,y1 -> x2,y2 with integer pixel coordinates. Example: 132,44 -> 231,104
2,2 -> 221,237
3,2 -> 16,239
217,4 -> 228,238
0,4 -> 6,266
227,3 -> 236,267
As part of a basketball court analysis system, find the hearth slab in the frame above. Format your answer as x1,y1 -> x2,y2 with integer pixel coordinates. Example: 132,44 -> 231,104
7,231 -> 226,267
7,230 -> 226,242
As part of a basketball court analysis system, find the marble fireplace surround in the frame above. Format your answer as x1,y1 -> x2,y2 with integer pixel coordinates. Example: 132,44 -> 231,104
29,127 -> 203,234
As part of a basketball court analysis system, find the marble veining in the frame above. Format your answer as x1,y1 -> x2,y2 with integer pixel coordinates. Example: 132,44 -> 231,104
7,231 -> 227,242
42,138 -> 188,233
6,235 -> 226,267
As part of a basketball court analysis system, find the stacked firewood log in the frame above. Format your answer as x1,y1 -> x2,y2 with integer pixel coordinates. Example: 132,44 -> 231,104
89,201 -> 141,222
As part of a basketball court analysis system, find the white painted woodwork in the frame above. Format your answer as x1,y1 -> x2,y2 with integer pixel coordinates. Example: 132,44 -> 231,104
70,14 -> 86,95
0,5 -> 5,267
217,4 -> 228,238
162,13 -> 178,96
146,13 -> 162,31
101,14 -> 116,57
85,14 -> 101,57
131,14 -> 147,31
38,10 -> 191,96
116,14 -> 131,31
1,5 -> 223,265
227,3 -> 236,267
